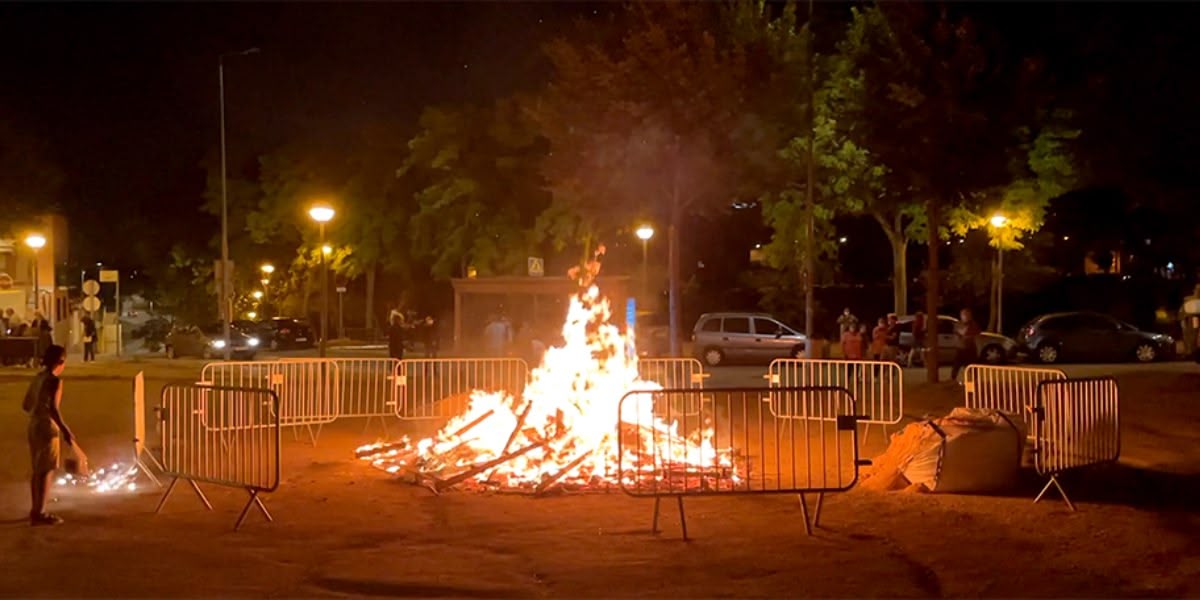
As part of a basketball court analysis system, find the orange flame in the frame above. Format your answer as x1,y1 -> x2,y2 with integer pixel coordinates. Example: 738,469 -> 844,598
357,256 -> 735,491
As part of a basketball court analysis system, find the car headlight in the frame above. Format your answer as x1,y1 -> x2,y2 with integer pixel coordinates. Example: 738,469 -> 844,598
247,337 -> 260,347
211,339 -> 227,349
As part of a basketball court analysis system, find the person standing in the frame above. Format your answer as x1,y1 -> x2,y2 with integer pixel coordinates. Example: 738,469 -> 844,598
386,314 -> 406,361
950,308 -> 981,382
884,314 -> 901,362
837,308 -> 858,336
420,316 -> 439,359
483,314 -> 510,357
23,345 -> 76,526
30,312 -> 51,362
81,314 -> 98,362
841,323 -> 865,360
870,317 -> 888,361
908,311 -> 928,367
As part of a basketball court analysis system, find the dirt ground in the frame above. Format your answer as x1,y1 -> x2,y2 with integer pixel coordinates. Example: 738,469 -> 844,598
1,358 -> 1198,598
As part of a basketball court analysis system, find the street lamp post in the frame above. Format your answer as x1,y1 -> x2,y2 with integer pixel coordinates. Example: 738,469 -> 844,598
260,263 -> 274,318
308,204 -> 335,357
219,47 -> 260,360
990,214 -> 1009,333
635,226 -> 654,304
25,234 -> 46,319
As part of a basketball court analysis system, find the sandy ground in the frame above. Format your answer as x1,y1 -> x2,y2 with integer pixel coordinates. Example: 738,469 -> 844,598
1,358 -> 1198,598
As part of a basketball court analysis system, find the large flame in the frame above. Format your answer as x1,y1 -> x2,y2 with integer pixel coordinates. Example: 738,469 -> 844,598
357,259 -> 736,492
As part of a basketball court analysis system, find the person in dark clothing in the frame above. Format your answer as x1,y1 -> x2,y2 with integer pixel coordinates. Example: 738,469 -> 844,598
387,314 -> 406,360
950,308 -> 981,382
81,315 -> 97,362
908,311 -> 927,367
30,312 -> 52,362
420,316 -> 439,359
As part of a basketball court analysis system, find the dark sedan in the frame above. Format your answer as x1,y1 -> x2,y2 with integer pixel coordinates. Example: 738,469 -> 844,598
257,318 -> 315,350
1017,312 -> 1175,364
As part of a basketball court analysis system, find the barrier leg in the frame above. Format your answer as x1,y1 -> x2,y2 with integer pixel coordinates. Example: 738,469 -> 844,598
234,489 -> 272,531
676,495 -> 688,542
1034,474 -> 1076,511
135,456 -> 162,487
188,479 -> 213,511
798,493 -> 813,536
813,492 -> 825,529
651,497 -> 661,534
155,477 -> 178,514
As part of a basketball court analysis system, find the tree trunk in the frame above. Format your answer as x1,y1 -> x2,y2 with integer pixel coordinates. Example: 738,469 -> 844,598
987,251 -> 999,332
365,264 -> 377,335
873,212 -> 908,315
925,197 -> 941,383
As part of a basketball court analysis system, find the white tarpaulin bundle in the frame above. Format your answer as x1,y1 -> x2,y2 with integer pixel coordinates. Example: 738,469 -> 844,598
862,408 -> 1025,493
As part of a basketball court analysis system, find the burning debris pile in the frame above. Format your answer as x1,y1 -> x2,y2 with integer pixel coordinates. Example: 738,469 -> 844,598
355,250 -> 742,495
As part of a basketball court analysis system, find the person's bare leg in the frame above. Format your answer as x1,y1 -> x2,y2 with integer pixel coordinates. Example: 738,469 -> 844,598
31,471 -> 50,517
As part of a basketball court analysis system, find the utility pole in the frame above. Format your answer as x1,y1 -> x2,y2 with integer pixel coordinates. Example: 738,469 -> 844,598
218,47 -> 259,360
804,0 -> 816,357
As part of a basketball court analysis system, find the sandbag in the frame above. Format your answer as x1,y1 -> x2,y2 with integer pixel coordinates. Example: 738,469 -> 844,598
863,408 -> 1024,494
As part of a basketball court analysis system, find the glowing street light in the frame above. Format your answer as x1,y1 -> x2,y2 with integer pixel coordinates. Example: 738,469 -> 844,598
252,290 -> 263,300
309,202 -> 335,357
25,234 -> 46,317
989,213 -> 1009,333
634,225 -> 654,303
260,263 -> 275,275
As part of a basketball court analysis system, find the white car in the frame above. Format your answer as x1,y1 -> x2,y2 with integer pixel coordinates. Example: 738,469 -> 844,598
896,315 -> 1018,365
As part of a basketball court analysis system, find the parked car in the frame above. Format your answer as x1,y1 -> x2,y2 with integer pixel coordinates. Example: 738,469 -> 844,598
895,315 -> 1019,365
1017,311 -> 1175,364
164,324 -> 259,360
691,312 -> 807,366
257,318 -> 315,350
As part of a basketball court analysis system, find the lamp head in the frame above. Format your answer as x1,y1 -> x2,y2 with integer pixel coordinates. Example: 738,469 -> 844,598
635,226 -> 654,241
25,234 -> 46,250
309,204 -> 335,223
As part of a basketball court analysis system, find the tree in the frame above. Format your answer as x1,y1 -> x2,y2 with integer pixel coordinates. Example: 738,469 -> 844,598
530,2 -> 747,354
401,99 -> 549,280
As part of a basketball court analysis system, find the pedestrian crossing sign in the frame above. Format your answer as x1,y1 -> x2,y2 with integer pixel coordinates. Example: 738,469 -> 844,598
528,257 -> 544,277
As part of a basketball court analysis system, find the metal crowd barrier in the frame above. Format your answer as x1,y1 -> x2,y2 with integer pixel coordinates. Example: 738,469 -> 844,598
395,358 -> 529,420
618,386 -> 866,540
155,383 -> 280,530
201,360 -> 338,444
963,364 -> 1066,433
1032,377 -> 1120,511
321,358 -> 402,435
766,359 -> 902,443
637,357 -> 707,417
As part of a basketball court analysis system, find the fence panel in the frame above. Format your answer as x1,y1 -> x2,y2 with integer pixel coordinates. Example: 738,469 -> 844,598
396,358 -> 529,420
964,364 -> 1066,430
637,357 -> 707,417
1031,376 -> 1120,510
767,359 -> 903,425
329,358 -> 401,418
201,360 -> 339,427
156,383 -> 280,529
617,386 -> 863,539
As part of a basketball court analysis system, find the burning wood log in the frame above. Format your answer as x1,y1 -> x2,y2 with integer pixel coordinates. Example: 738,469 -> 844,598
451,409 -> 496,438
502,401 -> 534,456
534,450 -> 594,496
434,442 -> 546,492
355,440 -> 411,459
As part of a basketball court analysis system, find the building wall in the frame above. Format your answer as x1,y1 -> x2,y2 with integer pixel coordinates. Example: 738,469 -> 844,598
0,214 -> 66,324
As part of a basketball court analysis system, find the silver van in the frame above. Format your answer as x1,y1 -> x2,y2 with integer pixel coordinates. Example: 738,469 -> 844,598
691,312 -> 807,366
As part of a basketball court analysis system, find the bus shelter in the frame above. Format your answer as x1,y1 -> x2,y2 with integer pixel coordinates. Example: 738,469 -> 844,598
450,276 -> 630,351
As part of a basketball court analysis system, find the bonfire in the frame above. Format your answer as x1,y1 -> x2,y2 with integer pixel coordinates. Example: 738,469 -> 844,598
355,248 -> 741,494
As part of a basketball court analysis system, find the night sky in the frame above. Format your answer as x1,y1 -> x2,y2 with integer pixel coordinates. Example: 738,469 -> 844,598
0,2 -> 601,270
4,2 -> 1200,285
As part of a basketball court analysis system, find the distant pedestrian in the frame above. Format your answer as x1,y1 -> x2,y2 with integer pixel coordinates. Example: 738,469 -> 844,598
950,308 -> 981,382
420,316 -> 439,359
870,317 -> 888,360
81,315 -> 97,362
483,314 -> 512,357
837,308 -> 859,337
908,311 -> 927,367
30,312 -> 52,360
841,323 -> 865,360
884,314 -> 901,362
24,344 -> 76,526
386,314 -> 406,360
